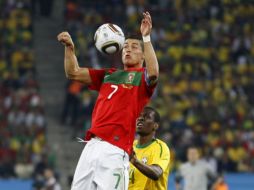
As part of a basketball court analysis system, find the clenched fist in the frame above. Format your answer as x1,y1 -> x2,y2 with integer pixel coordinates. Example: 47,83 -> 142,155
57,32 -> 74,49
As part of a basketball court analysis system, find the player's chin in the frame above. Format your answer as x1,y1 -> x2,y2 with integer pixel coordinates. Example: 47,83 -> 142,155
136,131 -> 147,136
123,61 -> 132,67
136,128 -> 142,132
123,59 -> 136,66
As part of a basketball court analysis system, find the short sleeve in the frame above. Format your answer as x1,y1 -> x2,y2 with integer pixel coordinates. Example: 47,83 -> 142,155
88,68 -> 106,91
151,142 -> 170,172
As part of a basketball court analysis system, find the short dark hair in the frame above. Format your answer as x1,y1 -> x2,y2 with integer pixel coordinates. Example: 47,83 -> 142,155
125,33 -> 144,51
125,32 -> 142,40
144,106 -> 160,123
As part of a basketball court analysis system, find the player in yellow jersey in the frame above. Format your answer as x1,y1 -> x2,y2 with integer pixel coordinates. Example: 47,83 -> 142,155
129,107 -> 170,190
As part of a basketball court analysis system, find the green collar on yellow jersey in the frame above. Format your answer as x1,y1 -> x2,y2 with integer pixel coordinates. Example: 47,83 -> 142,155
136,139 -> 156,149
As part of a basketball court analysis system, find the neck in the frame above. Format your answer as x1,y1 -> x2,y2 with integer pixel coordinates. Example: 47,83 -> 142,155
123,63 -> 143,70
138,133 -> 155,146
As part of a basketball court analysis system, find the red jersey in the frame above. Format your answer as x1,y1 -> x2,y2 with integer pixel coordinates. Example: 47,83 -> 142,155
85,67 -> 156,155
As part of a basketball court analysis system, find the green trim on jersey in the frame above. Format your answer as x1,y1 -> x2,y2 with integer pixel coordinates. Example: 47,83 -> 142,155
157,141 -> 163,158
103,70 -> 142,86
136,139 -> 156,149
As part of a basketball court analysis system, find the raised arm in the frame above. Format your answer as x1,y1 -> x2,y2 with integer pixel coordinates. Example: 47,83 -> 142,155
140,12 -> 159,86
57,32 -> 92,85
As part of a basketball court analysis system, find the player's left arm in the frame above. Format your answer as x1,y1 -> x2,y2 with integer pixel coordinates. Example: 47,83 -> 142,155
130,151 -> 162,180
140,12 -> 159,86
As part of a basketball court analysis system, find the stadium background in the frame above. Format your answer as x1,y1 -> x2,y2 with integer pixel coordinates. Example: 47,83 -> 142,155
0,0 -> 254,189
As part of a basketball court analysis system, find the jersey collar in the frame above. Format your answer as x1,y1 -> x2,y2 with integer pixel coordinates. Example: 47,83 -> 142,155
136,139 -> 156,149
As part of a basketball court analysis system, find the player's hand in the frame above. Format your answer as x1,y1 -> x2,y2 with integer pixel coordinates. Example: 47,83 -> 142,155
130,151 -> 138,164
57,32 -> 74,49
140,11 -> 152,37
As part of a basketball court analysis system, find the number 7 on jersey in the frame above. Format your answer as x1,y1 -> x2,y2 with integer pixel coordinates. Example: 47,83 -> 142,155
108,85 -> 118,99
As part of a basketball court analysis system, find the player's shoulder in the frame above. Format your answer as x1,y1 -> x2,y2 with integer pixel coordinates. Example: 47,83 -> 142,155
89,68 -> 116,75
106,68 -> 117,73
181,162 -> 191,170
153,139 -> 170,154
154,139 -> 169,149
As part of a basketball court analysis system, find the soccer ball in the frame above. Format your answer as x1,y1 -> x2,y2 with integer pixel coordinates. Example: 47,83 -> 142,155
94,23 -> 125,54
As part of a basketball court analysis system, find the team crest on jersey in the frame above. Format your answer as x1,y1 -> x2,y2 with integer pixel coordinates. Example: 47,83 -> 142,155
126,72 -> 136,84
141,157 -> 148,164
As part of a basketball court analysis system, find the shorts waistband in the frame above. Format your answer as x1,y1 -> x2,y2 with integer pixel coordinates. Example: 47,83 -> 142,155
90,134 -> 129,158
94,136 -> 102,141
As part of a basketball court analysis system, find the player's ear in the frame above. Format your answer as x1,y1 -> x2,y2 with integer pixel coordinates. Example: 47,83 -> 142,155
153,123 -> 159,131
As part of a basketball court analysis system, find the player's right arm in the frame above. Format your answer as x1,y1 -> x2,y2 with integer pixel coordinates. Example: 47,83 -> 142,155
57,32 -> 92,85
130,151 -> 162,180
140,12 -> 159,87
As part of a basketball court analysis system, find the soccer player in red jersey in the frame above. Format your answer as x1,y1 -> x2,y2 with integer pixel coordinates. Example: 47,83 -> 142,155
57,12 -> 159,190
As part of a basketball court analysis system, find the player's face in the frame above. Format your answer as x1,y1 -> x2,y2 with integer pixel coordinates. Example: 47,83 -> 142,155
136,109 -> 156,136
187,148 -> 199,163
122,39 -> 144,68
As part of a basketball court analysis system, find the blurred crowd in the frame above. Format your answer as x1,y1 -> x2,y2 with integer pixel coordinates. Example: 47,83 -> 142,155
63,0 -> 254,173
1,0 -> 253,185
0,1 -> 60,189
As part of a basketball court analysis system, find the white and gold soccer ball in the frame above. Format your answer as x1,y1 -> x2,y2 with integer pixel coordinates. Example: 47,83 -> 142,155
94,23 -> 125,54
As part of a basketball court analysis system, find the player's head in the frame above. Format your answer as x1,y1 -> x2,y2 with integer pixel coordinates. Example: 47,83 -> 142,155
136,106 -> 160,137
122,33 -> 145,69
187,146 -> 200,164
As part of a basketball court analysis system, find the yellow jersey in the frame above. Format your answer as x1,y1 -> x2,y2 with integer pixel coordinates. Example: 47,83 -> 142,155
129,139 -> 170,190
